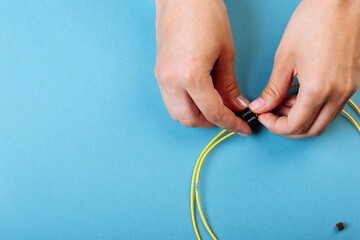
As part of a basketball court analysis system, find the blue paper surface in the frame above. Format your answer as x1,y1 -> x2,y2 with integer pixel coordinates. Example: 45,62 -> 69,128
0,0 -> 359,239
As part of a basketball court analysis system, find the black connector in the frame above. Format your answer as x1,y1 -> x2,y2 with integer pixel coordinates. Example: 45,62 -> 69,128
235,107 -> 260,130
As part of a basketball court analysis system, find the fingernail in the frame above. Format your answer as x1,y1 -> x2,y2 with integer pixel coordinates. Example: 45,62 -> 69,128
236,95 -> 250,109
237,131 -> 250,137
249,97 -> 265,111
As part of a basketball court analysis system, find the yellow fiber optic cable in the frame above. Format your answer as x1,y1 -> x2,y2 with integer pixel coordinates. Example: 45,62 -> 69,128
342,99 -> 360,132
191,95 -> 360,239
349,99 -> 360,115
191,129 -> 227,240
342,110 -> 360,132
195,132 -> 236,240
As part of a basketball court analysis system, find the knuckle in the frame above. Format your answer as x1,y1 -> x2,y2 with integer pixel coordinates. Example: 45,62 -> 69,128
353,79 -> 359,92
351,78 -> 359,95
264,80 -> 281,98
313,131 -> 323,137
179,118 -> 197,128
350,64 -> 360,87
162,75 -> 173,88
181,66 -> 199,88
332,79 -> 355,101
306,82 -> 328,100
341,83 -> 353,100
179,57 -> 204,89
157,67 -> 173,85
330,86 -> 346,101
170,114 -> 178,122
289,124 -> 307,135
223,80 -> 239,95
310,129 -> 324,137
205,110 -> 222,123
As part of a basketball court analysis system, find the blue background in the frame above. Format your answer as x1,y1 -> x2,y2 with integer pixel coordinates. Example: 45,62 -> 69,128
0,0 -> 359,239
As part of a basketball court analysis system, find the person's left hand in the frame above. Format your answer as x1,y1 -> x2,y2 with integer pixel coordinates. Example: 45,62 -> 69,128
249,0 -> 360,138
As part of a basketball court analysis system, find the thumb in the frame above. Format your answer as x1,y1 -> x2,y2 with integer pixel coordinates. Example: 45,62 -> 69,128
212,53 -> 249,112
249,61 -> 293,114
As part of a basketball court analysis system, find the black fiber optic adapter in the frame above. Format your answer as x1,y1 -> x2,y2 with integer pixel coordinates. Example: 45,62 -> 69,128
235,108 -> 260,130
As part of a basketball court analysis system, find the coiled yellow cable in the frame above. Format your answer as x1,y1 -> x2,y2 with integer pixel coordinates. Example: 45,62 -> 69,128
349,99 -> 360,114
191,98 -> 360,240
342,99 -> 360,132
191,129 -> 227,240
342,110 -> 360,132
195,132 -> 235,240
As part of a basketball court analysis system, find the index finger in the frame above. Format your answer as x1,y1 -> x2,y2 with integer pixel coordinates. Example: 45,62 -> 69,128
186,74 -> 252,135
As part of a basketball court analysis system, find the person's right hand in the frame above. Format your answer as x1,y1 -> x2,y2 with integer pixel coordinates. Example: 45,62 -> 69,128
248,0 -> 360,139
154,0 -> 252,136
